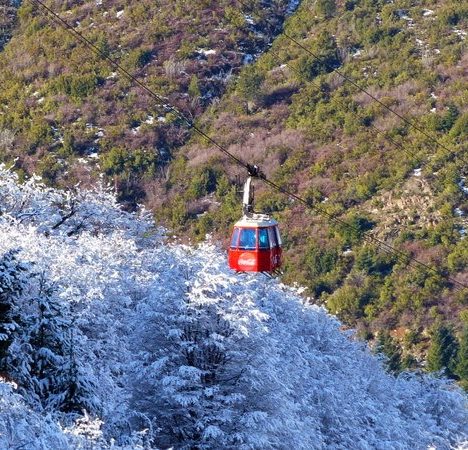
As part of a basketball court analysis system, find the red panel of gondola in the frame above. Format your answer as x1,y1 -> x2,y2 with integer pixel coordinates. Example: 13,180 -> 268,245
228,221 -> 282,273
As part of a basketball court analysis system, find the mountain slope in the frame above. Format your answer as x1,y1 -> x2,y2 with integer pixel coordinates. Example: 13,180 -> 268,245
0,165 -> 467,449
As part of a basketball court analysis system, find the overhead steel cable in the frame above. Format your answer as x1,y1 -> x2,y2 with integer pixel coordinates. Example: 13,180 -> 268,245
261,24 -> 466,269
248,9 -> 431,168
29,0 -> 467,292
260,176 -> 468,292
280,31 -> 465,161
266,45 -> 426,166
29,0 -> 253,174
259,49 -> 468,292
236,0 -> 468,166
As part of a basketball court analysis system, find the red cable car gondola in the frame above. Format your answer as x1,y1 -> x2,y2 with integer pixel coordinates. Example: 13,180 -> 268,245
228,176 -> 282,273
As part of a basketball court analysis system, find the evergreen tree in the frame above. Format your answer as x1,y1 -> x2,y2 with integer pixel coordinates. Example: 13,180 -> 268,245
59,323 -> 100,415
60,132 -> 75,157
376,331 -> 402,374
316,0 -> 336,18
5,271 -> 99,414
130,262 -> 287,449
25,276 -> 75,411
237,66 -> 265,111
0,250 -> 28,371
426,323 -> 459,378
455,326 -> 468,390
131,278 -> 245,448
188,74 -> 201,99
295,31 -> 340,82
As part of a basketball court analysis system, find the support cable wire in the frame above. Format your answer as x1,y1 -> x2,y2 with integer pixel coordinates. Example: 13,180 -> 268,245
236,0 -> 468,166
246,8 -> 432,169
266,42 -> 466,205
30,0 -> 467,292
256,24 -> 468,282
29,0 -> 252,174
280,30 -> 466,162
267,45 -> 426,166
262,176 -> 467,293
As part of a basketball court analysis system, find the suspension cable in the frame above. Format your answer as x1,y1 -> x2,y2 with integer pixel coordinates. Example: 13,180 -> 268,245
29,0 -> 253,173
266,45 -> 425,165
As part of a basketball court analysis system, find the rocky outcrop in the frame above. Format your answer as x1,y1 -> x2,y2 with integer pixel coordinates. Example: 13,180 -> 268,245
364,174 -> 442,240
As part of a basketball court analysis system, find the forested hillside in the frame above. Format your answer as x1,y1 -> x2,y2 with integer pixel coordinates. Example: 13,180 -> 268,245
0,0 -> 467,387
0,165 -> 467,449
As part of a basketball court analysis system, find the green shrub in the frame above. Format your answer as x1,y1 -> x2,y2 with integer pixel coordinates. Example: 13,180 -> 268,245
449,113 -> 468,139
52,74 -> 102,99
188,166 -> 222,199
294,32 -> 340,82
326,283 -> 374,323
455,327 -> 468,390
27,121 -> 52,153
37,154 -> 62,185
101,147 -> 159,178
188,74 -> 201,98
125,48 -> 153,69
376,331 -> 402,374
236,65 -> 265,104
333,214 -> 375,246
316,0 -> 336,19
355,246 -> 396,276
304,243 -> 339,277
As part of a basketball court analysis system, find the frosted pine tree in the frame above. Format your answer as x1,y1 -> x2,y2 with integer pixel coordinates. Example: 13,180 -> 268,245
57,323 -> 100,415
5,269 -> 99,414
27,275 -> 97,413
129,259 -> 244,448
0,250 -> 29,373
28,276 -> 71,410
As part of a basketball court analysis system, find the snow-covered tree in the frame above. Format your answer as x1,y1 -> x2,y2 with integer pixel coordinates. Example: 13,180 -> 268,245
0,163 -> 154,239
5,268 -> 100,414
0,381 -> 71,449
0,250 -> 29,371
59,323 -> 101,415
129,255 -> 288,448
27,276 -> 72,410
